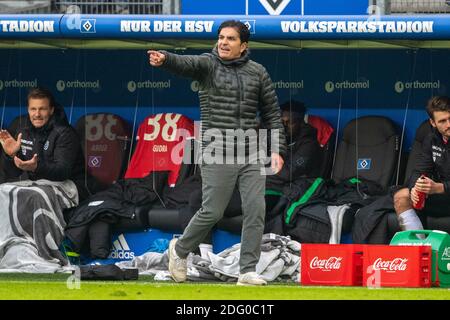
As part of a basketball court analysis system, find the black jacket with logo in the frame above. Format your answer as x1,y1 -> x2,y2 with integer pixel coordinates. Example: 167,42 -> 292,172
0,107 -> 88,200
266,123 -> 322,191
408,129 -> 450,196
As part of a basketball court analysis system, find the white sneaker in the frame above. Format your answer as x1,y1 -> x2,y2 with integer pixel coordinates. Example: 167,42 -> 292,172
168,239 -> 187,282
237,272 -> 267,286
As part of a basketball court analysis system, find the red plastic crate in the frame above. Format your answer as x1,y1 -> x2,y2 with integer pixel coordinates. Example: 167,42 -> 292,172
363,245 -> 432,288
301,244 -> 363,286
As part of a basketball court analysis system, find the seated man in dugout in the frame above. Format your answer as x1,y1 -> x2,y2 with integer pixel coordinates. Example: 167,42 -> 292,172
265,100 -> 322,192
261,100 -> 323,234
0,87 -> 89,271
0,87 -> 87,195
182,100 -> 323,242
393,96 -> 450,232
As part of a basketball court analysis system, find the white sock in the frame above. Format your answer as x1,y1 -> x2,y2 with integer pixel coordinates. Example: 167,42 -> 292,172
398,209 -> 424,231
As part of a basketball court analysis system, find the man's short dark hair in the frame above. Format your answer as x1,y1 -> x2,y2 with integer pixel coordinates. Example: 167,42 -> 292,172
218,20 -> 250,43
426,96 -> 450,119
27,86 -> 56,108
280,100 -> 307,120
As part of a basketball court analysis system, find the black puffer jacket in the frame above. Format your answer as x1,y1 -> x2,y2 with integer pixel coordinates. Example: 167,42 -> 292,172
0,107 -> 89,200
161,47 -> 287,157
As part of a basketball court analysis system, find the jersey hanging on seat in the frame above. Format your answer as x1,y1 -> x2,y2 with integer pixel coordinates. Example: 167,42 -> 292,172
76,113 -> 131,188
125,113 -> 194,186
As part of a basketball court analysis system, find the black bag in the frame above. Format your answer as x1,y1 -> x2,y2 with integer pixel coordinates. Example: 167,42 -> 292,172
80,265 -> 138,281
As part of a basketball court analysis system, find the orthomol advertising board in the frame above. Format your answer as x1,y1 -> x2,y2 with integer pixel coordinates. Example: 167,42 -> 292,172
0,49 -> 447,109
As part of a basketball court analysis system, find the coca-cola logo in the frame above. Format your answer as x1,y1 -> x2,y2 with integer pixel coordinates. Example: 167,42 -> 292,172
372,258 -> 408,271
310,256 -> 343,270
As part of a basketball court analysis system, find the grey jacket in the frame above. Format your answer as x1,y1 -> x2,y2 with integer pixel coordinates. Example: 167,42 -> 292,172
161,47 -> 287,158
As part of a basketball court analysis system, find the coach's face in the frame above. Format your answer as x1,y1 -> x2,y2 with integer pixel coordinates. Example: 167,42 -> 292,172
430,110 -> 450,141
217,27 -> 247,61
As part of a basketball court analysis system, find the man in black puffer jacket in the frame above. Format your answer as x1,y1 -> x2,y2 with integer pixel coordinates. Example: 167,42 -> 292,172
0,87 -> 89,201
148,20 -> 286,285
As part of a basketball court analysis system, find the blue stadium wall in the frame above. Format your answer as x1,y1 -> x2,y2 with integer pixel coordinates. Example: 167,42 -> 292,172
0,48 -> 447,150
181,0 -> 369,15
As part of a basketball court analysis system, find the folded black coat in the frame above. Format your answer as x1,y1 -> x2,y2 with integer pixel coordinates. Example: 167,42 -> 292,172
66,171 -> 169,228
283,177 -> 386,243
64,171 -> 169,256
80,264 -> 138,281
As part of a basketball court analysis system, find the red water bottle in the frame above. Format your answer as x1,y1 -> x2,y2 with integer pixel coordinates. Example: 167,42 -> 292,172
413,174 -> 426,210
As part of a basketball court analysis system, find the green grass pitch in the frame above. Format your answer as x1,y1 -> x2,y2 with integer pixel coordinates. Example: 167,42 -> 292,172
0,274 -> 448,300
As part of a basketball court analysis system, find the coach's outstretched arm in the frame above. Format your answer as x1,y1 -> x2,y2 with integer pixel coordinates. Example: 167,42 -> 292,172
147,49 -> 213,80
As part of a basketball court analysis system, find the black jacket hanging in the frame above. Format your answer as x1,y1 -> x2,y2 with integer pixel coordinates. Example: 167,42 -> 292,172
64,171 -> 169,256
283,177 -> 386,243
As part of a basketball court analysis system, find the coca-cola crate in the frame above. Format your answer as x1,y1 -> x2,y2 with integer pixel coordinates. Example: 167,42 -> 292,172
363,245 -> 431,288
301,244 -> 364,286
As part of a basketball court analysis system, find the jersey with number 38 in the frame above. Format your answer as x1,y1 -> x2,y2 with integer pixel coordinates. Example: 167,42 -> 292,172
125,113 -> 194,186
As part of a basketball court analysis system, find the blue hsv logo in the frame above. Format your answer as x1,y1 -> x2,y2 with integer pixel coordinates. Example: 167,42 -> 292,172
80,19 -> 96,33
357,159 -> 372,170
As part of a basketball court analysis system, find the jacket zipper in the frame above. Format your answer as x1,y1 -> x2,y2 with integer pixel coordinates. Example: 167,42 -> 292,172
234,68 -> 242,126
